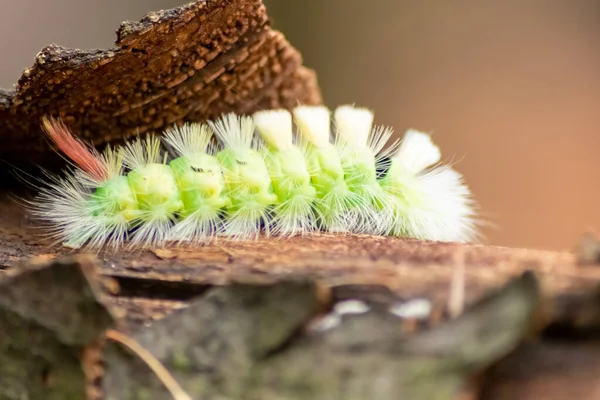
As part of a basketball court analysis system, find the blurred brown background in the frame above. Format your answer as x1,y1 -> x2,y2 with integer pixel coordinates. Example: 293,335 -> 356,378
2,1 -> 599,251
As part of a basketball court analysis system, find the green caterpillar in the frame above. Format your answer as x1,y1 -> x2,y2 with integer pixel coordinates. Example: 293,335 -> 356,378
28,105 -> 477,249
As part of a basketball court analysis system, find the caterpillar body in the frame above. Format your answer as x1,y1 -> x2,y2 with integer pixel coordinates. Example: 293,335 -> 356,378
27,105 -> 477,250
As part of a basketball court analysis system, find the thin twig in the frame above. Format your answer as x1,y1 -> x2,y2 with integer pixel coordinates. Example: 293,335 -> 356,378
448,248 -> 466,318
106,329 -> 193,400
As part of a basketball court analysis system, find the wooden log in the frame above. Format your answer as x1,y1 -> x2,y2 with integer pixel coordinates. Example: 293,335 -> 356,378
0,0 -> 321,174
101,272 -> 539,400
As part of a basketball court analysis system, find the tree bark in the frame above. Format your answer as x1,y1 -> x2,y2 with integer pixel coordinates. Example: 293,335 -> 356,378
0,0 -> 321,175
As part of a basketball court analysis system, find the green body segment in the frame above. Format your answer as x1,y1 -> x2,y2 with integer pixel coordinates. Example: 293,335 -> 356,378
304,145 -> 346,197
89,175 -> 139,221
68,175 -> 139,248
263,146 -> 317,234
341,147 -> 389,209
378,161 -> 423,236
303,144 -> 355,229
264,147 -> 316,203
216,148 -> 277,213
126,163 -> 183,216
169,155 -> 230,216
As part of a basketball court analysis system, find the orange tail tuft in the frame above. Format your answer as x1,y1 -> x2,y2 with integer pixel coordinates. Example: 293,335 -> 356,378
42,117 -> 108,182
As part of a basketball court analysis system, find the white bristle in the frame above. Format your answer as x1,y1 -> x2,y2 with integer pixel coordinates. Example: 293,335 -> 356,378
293,106 -> 331,148
121,135 -> 163,170
163,123 -> 213,157
253,109 -> 294,150
410,166 -> 477,243
333,105 -> 374,147
393,129 -> 441,175
388,164 -> 477,243
25,172 -> 129,250
209,113 -> 255,156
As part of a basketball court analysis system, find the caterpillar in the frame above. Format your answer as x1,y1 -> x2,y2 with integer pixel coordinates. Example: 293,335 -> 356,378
26,105 -> 477,250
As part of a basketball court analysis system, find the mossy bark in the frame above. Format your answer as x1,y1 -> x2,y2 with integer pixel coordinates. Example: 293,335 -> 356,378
0,258 -> 114,400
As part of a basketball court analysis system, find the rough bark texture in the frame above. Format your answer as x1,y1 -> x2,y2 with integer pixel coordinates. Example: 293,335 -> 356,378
0,257 -> 114,400
102,273 -> 539,400
0,0 -> 321,173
